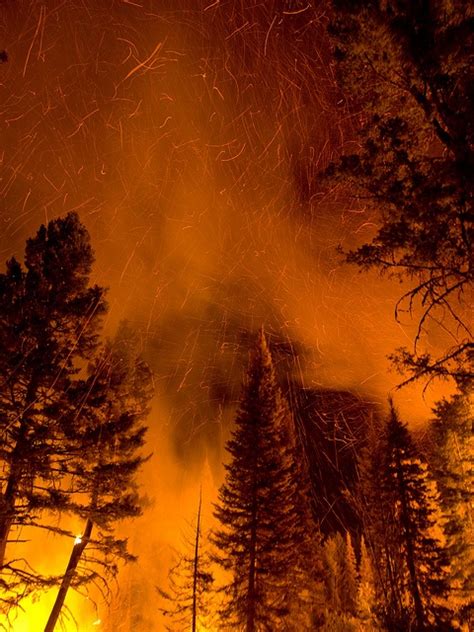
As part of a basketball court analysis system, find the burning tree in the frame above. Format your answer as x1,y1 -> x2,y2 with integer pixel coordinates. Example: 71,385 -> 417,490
212,329 -> 323,631
43,326 -> 153,632
326,0 -> 473,387
0,212 -> 106,608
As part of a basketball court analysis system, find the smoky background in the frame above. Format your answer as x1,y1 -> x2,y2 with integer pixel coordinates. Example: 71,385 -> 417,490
0,2 -> 448,629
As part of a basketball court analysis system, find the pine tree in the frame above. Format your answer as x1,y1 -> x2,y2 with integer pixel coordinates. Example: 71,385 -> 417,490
158,490 -> 215,632
430,392 -> 473,626
381,401 -> 453,631
43,325 -> 153,632
212,329 -> 322,631
0,213 -> 106,604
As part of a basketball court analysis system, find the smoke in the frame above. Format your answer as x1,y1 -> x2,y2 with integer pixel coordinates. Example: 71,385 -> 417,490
0,1 -> 451,629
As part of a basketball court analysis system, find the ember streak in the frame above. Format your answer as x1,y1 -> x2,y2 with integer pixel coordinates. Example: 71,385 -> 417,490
0,2 -> 471,631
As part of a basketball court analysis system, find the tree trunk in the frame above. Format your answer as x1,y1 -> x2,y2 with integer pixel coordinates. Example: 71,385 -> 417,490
192,488 -> 202,632
44,518 -> 93,632
0,418 -> 29,567
0,376 -> 40,567
0,478 -> 18,567
246,478 -> 258,632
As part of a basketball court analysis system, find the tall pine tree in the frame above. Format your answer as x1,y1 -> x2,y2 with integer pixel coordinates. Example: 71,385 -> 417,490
351,413 -> 406,628
212,329 -> 322,631
322,531 -> 359,629
0,213 -> 106,603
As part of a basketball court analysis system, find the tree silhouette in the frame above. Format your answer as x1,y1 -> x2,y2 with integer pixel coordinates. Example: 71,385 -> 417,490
357,535 -> 377,627
0,213 -> 106,607
212,329 -> 323,631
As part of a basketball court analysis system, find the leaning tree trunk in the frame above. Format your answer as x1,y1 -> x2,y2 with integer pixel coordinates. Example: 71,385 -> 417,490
44,518 -> 93,632
0,418 -> 30,567
0,377 -> 40,567
0,466 -> 20,567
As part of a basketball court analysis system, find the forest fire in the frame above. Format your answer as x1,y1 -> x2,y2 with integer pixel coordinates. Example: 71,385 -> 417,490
0,1 -> 472,631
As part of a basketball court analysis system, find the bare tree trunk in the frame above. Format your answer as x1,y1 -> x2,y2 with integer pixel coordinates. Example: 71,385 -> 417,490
192,487 -> 202,632
44,518 -> 93,632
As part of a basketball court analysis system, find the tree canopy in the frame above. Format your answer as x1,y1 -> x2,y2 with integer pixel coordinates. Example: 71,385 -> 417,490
326,0 -> 473,387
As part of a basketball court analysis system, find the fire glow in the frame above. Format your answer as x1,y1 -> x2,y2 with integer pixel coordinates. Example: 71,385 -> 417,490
0,2 -> 471,631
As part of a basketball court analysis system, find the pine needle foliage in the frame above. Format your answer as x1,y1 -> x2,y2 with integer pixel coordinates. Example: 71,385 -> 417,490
212,329 -> 322,631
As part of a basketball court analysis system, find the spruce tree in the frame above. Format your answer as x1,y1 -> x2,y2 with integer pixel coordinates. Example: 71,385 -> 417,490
43,325 -> 153,632
381,402 -> 453,631
212,329 -> 322,631
0,213 -> 106,602
430,392 -> 473,625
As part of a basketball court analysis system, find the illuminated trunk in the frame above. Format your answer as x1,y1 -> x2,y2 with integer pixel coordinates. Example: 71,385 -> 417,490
192,489 -> 202,632
0,464 -> 19,567
44,518 -> 93,632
